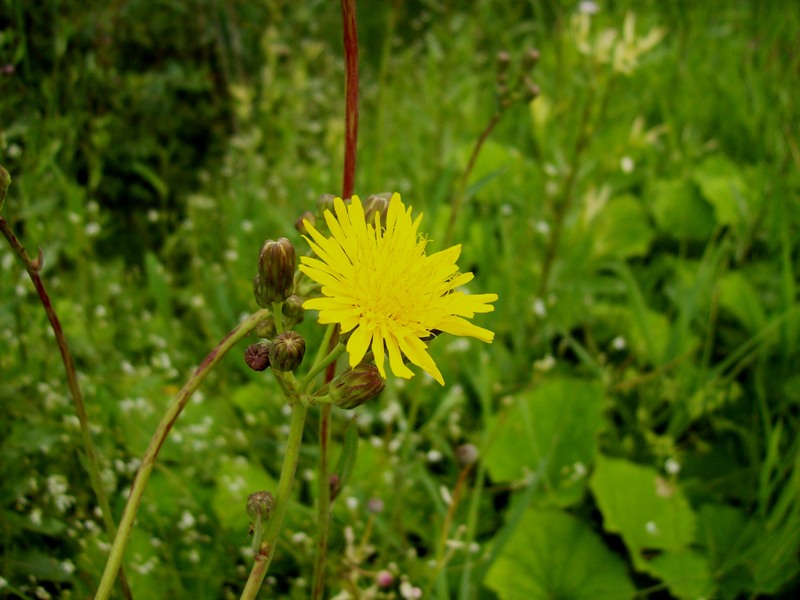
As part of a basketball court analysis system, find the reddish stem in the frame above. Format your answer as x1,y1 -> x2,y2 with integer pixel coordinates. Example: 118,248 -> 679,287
341,0 -> 359,199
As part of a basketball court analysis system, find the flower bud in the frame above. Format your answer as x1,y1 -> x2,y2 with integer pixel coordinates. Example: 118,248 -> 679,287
521,48 -> 540,70
245,341 -> 271,371
316,194 -> 337,215
363,193 -> 392,228
456,443 -> 479,466
330,364 -> 385,409
283,294 -> 305,323
254,318 -> 277,339
521,76 -> 540,102
255,238 -> 297,307
247,490 -> 275,520
269,331 -> 305,372
376,570 -> 394,588
295,211 -> 315,235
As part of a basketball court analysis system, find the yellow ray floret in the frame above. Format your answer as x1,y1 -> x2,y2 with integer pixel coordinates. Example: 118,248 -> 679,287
300,193 -> 498,385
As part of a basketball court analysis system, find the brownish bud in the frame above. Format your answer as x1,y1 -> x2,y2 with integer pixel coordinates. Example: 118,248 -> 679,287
255,238 -> 297,307
245,341 -> 272,371
269,331 -> 305,372
330,364 -> 385,409
246,490 -> 275,520
295,211 -> 316,235
496,50 -> 511,72
521,48 -> 540,70
363,193 -> 392,228
521,76 -> 540,102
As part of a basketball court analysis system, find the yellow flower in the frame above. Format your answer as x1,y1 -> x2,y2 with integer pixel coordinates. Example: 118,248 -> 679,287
300,194 -> 497,385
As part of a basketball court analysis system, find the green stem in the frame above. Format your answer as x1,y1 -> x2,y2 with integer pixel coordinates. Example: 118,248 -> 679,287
1,166 -> 133,599
94,308 -> 272,600
302,343 -> 346,391
240,403 -> 309,599
311,403 -> 332,600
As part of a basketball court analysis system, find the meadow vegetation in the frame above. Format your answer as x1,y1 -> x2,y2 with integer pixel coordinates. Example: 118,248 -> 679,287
1,1 -> 799,598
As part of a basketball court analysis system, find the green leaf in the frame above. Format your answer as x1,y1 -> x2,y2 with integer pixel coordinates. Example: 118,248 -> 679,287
590,455 -> 696,553
484,378 -> 605,506
639,549 -> 714,600
485,508 -> 636,600
718,271 -> 767,334
593,194 -> 654,259
651,178 -> 716,240
692,155 -> 750,225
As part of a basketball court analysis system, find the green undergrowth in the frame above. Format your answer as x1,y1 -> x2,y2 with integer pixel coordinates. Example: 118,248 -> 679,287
1,1 -> 799,598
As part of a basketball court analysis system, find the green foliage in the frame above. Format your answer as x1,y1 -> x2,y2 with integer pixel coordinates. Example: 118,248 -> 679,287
2,0 -> 800,598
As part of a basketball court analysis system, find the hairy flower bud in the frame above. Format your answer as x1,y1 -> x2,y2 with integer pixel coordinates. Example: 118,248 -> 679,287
269,331 -> 305,372
330,364 -> 385,409
254,318 -> 277,339
255,238 -> 297,307
247,490 -> 275,520
363,193 -> 392,228
317,194 -> 337,215
245,341 -> 271,372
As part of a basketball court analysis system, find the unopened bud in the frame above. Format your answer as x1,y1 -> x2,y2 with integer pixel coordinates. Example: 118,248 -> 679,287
363,193 -> 392,228
254,318 -> 277,339
317,194 -> 337,215
283,294 -> 305,323
367,497 -> 384,514
496,50 -> 511,72
521,76 -> 540,102
255,238 -> 297,307
521,48 -> 540,70
456,443 -> 479,466
295,211 -> 315,235
247,490 -> 275,520
330,364 -> 385,409
269,331 -> 305,372
376,570 -> 394,588
245,341 -> 272,371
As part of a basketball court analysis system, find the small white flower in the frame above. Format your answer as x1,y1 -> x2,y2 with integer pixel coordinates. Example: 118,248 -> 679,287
645,521 -> 659,535
85,222 -> 101,236
665,458 -> 681,475
620,156 -> 635,173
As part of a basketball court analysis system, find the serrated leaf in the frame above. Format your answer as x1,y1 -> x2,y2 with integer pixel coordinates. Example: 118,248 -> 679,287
485,508 -> 636,600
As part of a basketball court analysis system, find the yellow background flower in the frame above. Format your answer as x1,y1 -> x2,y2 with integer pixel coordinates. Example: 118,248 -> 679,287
300,194 -> 497,385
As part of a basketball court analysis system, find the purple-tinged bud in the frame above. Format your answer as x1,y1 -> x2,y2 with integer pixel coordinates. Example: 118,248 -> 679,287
269,331 -> 305,372
363,193 -> 392,228
247,490 -> 275,520
255,238 -> 296,307
330,364 -> 385,410
329,474 -> 340,499
245,341 -> 272,372
376,570 -> 394,588
295,211 -> 316,235
367,497 -> 384,514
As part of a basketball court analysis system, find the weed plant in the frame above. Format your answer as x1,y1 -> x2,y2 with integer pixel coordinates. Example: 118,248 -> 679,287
1,1 -> 799,599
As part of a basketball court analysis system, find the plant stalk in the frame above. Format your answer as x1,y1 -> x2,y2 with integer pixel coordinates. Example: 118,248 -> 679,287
94,308 -> 272,600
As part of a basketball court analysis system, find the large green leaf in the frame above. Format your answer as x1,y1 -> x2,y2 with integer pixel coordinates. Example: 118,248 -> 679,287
484,378 -> 605,506
485,508 -> 636,600
590,455 -> 696,553
651,178 -> 716,240
692,155 -> 751,226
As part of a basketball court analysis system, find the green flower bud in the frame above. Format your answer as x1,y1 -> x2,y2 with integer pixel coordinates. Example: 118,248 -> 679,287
244,341 -> 271,372
363,193 -> 392,228
521,76 -> 540,102
283,294 -> 305,324
247,490 -> 275,520
254,318 -> 277,339
317,194 -> 337,215
269,331 -> 305,372
255,238 -> 297,307
330,364 -> 385,409
521,48 -> 540,71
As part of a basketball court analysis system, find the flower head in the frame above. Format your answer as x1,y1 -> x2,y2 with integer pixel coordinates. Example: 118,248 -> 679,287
300,193 -> 497,385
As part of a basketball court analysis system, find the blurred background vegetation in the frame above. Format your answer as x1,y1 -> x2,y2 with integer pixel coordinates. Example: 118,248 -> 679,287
1,0 -> 799,598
